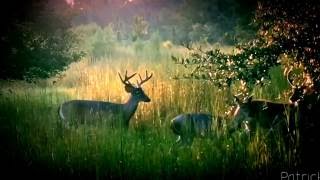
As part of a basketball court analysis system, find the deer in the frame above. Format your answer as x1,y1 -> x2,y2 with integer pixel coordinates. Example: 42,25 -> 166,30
58,70 -> 153,128
224,94 -> 301,153
227,69 -> 309,144
170,113 -> 214,146
228,95 -> 296,134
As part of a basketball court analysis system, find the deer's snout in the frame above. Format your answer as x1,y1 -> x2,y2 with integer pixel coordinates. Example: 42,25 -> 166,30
144,96 -> 151,102
140,90 -> 151,102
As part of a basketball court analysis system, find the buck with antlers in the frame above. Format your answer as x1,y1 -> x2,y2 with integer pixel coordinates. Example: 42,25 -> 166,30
227,70 -> 305,138
58,70 -> 153,128
228,95 -> 297,136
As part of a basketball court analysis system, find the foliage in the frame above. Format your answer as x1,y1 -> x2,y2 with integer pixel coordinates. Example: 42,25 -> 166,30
173,0 -> 320,167
167,0 -> 257,45
90,25 -> 117,58
174,0 -> 320,95
144,31 -> 162,59
0,0 -> 84,81
132,15 -> 149,41
255,0 -> 320,92
173,44 -> 281,90
70,23 -> 182,61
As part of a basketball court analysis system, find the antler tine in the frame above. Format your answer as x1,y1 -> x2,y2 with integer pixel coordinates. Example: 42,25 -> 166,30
138,70 -> 153,87
118,71 -> 136,86
138,74 -> 143,82
118,72 -> 125,83
126,72 -> 137,80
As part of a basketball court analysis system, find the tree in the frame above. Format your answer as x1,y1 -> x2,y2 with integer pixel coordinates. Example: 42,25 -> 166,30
255,0 -> 320,168
174,0 -> 320,167
0,0 -> 84,81
132,15 -> 149,41
170,0 -> 256,44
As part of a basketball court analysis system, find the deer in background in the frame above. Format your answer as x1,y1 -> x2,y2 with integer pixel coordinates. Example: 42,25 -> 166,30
170,113 -> 213,146
58,70 -> 153,128
227,69 -> 306,143
228,95 -> 296,135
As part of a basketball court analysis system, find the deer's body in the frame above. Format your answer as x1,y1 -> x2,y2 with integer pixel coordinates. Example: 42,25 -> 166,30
58,71 -> 152,128
59,98 -> 138,127
170,113 -> 212,145
229,69 -> 317,135
229,97 -> 296,134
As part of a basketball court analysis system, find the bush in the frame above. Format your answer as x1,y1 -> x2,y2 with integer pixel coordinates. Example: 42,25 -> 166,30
1,23 -> 84,82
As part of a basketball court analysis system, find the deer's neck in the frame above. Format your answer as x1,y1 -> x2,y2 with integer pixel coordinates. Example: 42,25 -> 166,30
123,95 -> 139,124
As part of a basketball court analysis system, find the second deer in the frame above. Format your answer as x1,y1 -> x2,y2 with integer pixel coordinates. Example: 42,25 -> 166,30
170,113 -> 213,146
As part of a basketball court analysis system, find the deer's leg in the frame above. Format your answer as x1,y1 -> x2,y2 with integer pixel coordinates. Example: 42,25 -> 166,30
169,135 -> 182,153
176,135 -> 181,144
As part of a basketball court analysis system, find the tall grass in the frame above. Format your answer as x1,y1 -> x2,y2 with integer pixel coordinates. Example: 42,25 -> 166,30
0,47 -> 292,179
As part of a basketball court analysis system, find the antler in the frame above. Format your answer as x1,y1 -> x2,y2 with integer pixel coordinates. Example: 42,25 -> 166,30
286,67 -> 306,88
118,70 -> 137,87
286,67 -> 296,88
137,70 -> 153,87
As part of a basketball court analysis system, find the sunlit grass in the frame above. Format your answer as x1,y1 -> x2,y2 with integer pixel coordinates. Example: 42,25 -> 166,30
0,45 -> 292,179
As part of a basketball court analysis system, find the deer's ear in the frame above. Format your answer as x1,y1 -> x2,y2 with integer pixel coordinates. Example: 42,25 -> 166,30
125,85 -> 134,93
247,95 -> 253,102
233,95 -> 241,104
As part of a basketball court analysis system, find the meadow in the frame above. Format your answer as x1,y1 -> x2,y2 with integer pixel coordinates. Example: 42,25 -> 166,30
0,43 -> 295,179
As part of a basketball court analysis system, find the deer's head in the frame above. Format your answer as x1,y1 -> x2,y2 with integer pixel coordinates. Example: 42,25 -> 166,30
118,70 -> 153,102
287,69 -> 315,105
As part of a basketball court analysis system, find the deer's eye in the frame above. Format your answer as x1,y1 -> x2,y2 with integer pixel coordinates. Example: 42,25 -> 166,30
134,91 -> 140,95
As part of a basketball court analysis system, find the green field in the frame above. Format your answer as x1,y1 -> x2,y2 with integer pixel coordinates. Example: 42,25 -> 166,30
0,45 -> 296,179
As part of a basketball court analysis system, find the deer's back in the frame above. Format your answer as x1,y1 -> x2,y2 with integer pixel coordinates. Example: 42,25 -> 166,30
170,113 -> 212,136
